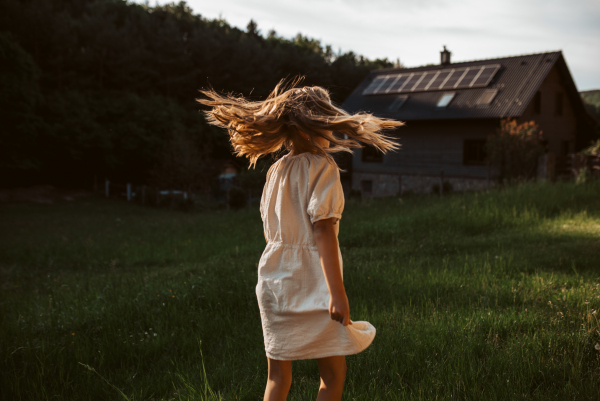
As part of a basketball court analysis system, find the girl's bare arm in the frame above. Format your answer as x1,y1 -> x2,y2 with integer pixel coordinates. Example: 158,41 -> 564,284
313,218 -> 351,326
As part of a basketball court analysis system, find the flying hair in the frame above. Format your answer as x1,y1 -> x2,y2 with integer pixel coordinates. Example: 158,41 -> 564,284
197,77 -> 403,168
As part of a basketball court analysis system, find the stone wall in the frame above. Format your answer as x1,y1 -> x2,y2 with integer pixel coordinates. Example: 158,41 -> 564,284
352,172 -> 492,197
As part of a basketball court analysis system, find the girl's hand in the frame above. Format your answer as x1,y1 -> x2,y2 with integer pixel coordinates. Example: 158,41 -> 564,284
314,218 -> 353,326
329,292 -> 352,326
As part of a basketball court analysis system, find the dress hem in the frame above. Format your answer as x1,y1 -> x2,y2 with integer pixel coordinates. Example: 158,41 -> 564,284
264,331 -> 375,361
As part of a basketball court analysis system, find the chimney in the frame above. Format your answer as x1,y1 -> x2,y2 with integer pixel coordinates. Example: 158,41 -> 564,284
440,46 -> 451,66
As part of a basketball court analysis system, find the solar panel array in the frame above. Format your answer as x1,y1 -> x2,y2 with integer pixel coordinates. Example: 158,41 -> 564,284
362,64 -> 500,96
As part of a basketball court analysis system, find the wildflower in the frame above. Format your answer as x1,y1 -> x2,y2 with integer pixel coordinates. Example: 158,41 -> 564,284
154,333 -> 157,336
585,301 -> 590,305
595,343 -> 600,351
72,333 -> 75,336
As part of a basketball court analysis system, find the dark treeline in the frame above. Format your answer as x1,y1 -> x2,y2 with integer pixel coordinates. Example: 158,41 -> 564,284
0,0 -> 395,188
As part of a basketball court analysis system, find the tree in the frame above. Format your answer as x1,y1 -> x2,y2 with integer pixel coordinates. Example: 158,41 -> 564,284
485,119 -> 545,182
0,32 -> 43,186
149,130 -> 212,194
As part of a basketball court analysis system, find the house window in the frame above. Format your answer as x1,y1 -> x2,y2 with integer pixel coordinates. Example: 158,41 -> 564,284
463,139 -> 487,165
533,91 -> 541,114
362,145 -> 383,163
388,95 -> 408,112
436,92 -> 455,108
476,89 -> 498,106
555,92 -> 563,116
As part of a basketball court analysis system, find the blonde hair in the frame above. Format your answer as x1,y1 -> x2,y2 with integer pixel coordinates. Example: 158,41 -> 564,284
197,78 -> 402,167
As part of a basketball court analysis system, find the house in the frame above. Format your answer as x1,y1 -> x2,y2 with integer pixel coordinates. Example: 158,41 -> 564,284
341,47 -> 597,196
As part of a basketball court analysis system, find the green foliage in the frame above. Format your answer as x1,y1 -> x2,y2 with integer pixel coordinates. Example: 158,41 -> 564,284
0,32 -> 43,176
149,130 -> 212,193
580,90 -> 600,108
580,139 -> 600,157
1,181 -> 599,400
486,119 -> 546,182
0,0 -> 392,187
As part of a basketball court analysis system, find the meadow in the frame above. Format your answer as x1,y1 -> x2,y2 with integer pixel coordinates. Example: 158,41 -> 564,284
1,181 -> 599,401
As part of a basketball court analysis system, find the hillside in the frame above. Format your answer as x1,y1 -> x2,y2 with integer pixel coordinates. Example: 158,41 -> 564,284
581,90 -> 600,107
581,90 -> 600,125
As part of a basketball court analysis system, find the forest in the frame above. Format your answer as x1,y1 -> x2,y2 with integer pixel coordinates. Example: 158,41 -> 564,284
0,0 -> 395,189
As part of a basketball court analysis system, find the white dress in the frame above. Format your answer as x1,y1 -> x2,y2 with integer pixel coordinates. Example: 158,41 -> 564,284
257,152 -> 376,361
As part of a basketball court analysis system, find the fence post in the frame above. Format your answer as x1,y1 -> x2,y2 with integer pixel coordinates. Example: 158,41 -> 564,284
127,183 -> 132,201
105,179 -> 110,198
399,174 -> 403,197
440,170 -> 444,198
141,185 -> 146,206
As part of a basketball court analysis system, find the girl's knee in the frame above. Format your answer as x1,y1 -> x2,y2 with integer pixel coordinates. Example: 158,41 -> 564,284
268,359 -> 293,388
318,356 -> 347,385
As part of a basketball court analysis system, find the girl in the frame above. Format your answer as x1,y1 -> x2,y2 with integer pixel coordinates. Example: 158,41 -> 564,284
199,80 -> 401,401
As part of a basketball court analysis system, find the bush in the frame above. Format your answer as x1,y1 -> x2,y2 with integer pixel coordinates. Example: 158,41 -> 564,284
580,139 -> 600,157
486,119 -> 545,182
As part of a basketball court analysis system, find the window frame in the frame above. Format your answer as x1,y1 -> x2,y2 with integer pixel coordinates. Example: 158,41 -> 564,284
436,92 -> 455,108
462,139 -> 487,166
476,89 -> 498,106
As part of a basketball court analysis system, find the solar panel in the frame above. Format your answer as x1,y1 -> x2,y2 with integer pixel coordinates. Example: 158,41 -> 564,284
412,71 -> 437,91
428,70 -> 451,90
472,65 -> 500,86
362,76 -> 387,95
403,73 -> 423,92
441,69 -> 463,89
363,64 -> 500,95
456,67 -> 480,88
387,75 -> 410,92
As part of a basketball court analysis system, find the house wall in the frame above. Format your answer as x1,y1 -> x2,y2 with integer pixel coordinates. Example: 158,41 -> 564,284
519,65 -> 577,156
352,119 -> 497,196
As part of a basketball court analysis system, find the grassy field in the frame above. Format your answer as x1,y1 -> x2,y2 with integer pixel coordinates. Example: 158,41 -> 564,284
1,181 -> 599,400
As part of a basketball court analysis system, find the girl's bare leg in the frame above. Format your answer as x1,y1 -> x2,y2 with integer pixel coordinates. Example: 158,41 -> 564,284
316,355 -> 347,401
264,358 -> 292,401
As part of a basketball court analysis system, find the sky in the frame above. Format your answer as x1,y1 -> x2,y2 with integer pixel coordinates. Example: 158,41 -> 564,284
137,0 -> 600,91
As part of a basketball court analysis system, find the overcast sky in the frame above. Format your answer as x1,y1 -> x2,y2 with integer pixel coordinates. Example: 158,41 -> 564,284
137,0 -> 600,90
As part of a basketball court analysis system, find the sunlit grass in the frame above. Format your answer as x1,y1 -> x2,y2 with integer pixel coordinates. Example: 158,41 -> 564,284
1,180 -> 599,400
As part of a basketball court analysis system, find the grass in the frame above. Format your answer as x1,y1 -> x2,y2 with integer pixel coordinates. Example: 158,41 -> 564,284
1,180 -> 599,400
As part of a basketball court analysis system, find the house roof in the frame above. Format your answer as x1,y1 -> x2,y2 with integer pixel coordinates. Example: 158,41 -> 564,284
341,51 -> 577,121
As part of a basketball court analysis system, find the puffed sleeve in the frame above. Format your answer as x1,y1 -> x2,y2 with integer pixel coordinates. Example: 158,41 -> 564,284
307,156 -> 345,224
260,162 -> 277,222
